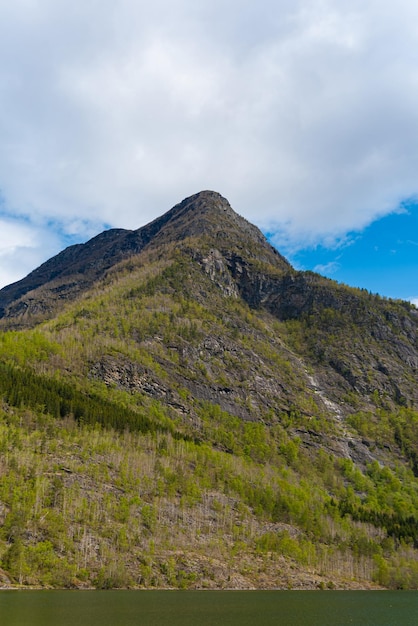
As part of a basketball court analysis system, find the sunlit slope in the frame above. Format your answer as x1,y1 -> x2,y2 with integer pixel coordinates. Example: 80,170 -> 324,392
0,191 -> 417,589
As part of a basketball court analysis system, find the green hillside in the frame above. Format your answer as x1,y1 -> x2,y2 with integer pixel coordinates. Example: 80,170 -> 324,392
0,192 -> 417,589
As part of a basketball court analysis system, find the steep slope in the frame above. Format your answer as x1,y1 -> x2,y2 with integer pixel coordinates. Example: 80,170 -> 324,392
0,191 -> 289,326
1,189 -> 416,413
0,190 -> 418,590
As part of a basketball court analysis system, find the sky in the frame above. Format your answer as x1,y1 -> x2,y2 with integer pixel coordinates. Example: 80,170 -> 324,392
0,0 -> 417,305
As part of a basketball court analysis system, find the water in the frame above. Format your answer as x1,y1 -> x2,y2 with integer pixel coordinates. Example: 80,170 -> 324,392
0,590 -> 417,626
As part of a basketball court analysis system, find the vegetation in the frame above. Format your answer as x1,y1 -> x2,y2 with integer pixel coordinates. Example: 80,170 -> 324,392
0,193 -> 417,589
1,405 -> 418,589
0,361 -> 187,440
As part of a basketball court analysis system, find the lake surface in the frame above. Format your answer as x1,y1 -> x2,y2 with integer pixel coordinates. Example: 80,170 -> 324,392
0,590 -> 417,626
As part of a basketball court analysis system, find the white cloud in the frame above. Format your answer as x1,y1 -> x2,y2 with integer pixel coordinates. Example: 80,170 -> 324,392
1,0 -> 418,286
410,298 -> 418,308
0,217 -> 62,288
313,261 -> 341,275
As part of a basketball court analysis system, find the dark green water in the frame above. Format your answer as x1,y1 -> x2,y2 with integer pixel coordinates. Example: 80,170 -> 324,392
0,590 -> 417,626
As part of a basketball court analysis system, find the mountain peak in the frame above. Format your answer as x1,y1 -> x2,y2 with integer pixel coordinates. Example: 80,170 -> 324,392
176,189 -> 230,208
178,190 -> 251,221
0,191 -> 289,326
143,190 -> 241,233
146,190 -> 277,253
137,190 -> 235,240
174,190 -> 234,216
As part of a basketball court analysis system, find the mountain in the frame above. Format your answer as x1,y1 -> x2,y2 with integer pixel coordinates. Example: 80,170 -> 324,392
0,191 -> 289,325
0,190 -> 417,590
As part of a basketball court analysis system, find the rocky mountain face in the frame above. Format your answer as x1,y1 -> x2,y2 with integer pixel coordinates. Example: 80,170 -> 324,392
0,190 -> 418,590
0,191 -> 289,324
1,190 -> 417,417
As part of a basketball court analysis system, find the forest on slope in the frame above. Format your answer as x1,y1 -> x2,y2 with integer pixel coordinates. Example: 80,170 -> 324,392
0,192 -> 417,589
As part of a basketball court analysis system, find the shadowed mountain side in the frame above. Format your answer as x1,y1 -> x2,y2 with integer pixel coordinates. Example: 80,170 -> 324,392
0,191 -> 289,325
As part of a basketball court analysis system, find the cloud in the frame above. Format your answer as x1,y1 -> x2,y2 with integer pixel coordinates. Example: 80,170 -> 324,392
0,216 -> 62,288
410,298 -> 418,308
313,261 -> 341,275
1,0 -> 418,286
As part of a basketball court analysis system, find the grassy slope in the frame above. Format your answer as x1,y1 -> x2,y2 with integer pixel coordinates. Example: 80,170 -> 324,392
0,244 -> 418,589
